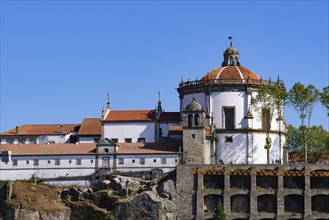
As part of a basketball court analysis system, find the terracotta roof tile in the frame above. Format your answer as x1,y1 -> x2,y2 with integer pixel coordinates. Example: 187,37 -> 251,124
116,143 -> 179,155
159,112 -> 180,122
0,143 -> 96,156
1,124 -> 80,136
168,126 -> 183,135
201,66 -> 261,81
78,118 -> 101,136
104,110 -> 155,122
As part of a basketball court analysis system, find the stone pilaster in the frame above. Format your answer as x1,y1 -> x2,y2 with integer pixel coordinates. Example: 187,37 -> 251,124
249,171 -> 257,217
223,172 -> 231,218
304,167 -> 311,218
277,166 -> 284,218
196,174 -> 204,220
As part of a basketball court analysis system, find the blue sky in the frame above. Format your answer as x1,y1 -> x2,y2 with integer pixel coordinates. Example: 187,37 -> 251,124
1,1 -> 328,132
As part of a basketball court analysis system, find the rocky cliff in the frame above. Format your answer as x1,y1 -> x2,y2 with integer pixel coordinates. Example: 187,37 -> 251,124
0,174 -> 180,220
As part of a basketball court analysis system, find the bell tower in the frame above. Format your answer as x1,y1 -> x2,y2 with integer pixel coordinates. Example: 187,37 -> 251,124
182,98 -> 206,164
222,35 -> 240,66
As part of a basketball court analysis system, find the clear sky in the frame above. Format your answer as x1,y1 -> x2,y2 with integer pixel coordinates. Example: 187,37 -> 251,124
1,1 -> 328,132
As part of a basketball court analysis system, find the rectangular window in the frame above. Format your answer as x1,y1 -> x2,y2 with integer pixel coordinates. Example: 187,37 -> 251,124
30,139 -> 37,144
69,160 -> 72,164
191,134 -> 195,139
175,159 -> 178,163
132,159 -> 135,163
139,158 -> 145,164
262,108 -> 271,130
48,141 -> 55,144
137,138 -> 145,143
55,159 -> 60,165
26,160 -> 29,164
76,159 -> 81,165
118,158 -> 124,164
153,159 -> 157,163
223,107 -> 235,129
48,160 -> 51,164
90,160 -> 94,163
18,139 -> 25,144
12,160 -> 18,166
225,136 -> 233,143
33,159 -> 39,166
161,158 -> 167,164
125,138 -> 132,143
6,139 -> 14,144
111,138 -> 118,143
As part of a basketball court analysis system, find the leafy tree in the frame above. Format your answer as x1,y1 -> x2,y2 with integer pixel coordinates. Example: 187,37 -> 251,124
320,86 -> 329,117
287,124 -> 329,163
251,83 -> 287,164
287,82 -> 319,163
213,199 -> 225,220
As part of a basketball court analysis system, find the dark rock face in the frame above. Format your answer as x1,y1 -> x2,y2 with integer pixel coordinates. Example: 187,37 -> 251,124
113,179 -> 179,220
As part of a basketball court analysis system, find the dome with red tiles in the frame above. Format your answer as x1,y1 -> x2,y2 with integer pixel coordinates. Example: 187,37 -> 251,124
201,65 -> 261,81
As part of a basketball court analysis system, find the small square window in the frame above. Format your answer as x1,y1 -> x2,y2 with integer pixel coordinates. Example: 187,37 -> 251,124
118,158 -> 124,164
55,159 -> 60,165
48,160 -> 51,164
69,160 -> 72,164
132,159 -> 135,163
125,138 -> 132,143
137,138 -> 145,143
90,160 -> 94,163
76,159 -> 81,165
12,160 -> 18,166
161,158 -> 167,164
111,138 -> 118,143
153,159 -> 157,163
175,159 -> 178,163
225,136 -> 233,143
26,160 -> 29,164
191,134 -> 195,139
139,158 -> 145,164
33,159 -> 39,166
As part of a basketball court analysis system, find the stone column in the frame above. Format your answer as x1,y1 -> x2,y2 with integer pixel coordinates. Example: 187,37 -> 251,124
304,166 -> 311,218
223,171 -> 231,217
277,166 -> 284,217
196,174 -> 204,220
250,170 -> 257,217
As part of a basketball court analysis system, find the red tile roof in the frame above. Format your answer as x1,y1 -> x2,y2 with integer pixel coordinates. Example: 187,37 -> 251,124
0,143 -> 96,156
116,143 -> 179,155
201,66 -> 261,81
0,142 -> 179,156
159,112 -> 180,122
168,126 -> 183,135
104,110 -> 155,122
78,118 -> 101,136
1,124 -> 80,136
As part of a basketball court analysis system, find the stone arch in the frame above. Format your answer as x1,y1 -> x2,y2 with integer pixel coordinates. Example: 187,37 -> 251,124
312,194 -> 329,213
310,170 -> 329,189
283,170 -> 305,189
257,194 -> 276,213
256,172 -> 277,189
231,194 -> 249,213
284,194 -> 304,213
204,194 -> 222,213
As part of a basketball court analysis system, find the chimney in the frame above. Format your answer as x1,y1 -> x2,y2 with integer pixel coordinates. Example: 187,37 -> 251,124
16,126 -> 19,134
61,125 -> 64,134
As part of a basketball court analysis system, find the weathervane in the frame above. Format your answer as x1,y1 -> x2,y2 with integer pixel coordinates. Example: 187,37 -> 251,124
229,34 -> 233,47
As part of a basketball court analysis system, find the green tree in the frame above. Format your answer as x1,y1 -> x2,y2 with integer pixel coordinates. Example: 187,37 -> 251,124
251,83 -> 286,164
213,199 -> 225,220
320,86 -> 329,117
287,124 -> 329,163
287,82 -> 319,163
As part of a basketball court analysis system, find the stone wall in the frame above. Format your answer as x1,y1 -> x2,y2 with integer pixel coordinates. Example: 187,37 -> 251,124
176,164 -> 329,220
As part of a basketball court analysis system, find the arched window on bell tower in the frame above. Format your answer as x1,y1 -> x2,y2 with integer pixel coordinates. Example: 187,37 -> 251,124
195,114 -> 200,127
188,114 -> 193,127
